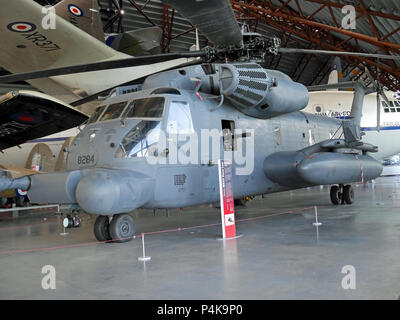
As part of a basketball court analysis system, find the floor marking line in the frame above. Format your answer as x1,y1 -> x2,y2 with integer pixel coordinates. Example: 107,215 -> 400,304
0,219 -> 57,231
0,206 -> 314,256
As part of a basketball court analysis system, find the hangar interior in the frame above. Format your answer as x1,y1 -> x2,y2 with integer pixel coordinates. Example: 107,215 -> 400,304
0,0 -> 400,300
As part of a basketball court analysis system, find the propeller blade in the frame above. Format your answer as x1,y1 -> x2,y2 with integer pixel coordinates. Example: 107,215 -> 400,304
279,48 -> 400,60
162,0 -> 243,48
0,51 -> 205,84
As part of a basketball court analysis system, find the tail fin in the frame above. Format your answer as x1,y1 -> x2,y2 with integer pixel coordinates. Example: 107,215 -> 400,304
327,57 -> 343,85
327,57 -> 364,91
327,57 -> 343,90
54,0 -> 104,42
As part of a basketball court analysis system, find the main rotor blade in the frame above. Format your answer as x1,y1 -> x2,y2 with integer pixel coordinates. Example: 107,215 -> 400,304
0,51 -> 205,84
279,48 -> 400,60
307,81 -> 357,91
162,0 -> 243,48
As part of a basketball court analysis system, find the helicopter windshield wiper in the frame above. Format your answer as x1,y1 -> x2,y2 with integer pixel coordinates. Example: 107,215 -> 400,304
119,142 -> 128,157
121,103 -> 134,126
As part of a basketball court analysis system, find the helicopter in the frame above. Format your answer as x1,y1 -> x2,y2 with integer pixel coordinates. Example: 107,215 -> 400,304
1,0 -> 397,243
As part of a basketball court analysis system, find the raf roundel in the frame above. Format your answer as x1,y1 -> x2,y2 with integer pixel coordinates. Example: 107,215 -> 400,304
7,22 -> 37,33
68,4 -> 84,17
16,189 -> 28,197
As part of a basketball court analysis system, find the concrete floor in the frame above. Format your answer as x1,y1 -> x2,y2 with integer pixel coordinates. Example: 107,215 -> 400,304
1,176 -> 400,300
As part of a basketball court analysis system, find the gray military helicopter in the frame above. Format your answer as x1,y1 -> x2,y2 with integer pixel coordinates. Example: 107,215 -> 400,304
1,0 -> 395,242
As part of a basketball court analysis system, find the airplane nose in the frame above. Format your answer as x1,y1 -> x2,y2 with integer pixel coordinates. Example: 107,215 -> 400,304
75,169 -> 154,215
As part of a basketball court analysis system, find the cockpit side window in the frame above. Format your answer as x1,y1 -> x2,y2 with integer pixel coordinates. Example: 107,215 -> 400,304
87,106 -> 105,124
99,102 -> 128,122
115,121 -> 161,158
125,97 -> 165,119
166,101 -> 194,134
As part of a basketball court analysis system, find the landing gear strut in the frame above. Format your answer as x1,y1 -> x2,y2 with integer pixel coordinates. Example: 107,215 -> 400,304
330,184 -> 354,205
94,213 -> 135,243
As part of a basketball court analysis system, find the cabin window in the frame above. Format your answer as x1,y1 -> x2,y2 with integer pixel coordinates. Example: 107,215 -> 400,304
222,120 -> 237,151
99,102 -> 128,122
115,121 -> 161,158
125,97 -> 165,119
166,101 -> 194,134
382,100 -> 400,113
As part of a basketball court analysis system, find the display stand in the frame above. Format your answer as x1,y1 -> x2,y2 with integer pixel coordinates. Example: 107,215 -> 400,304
138,233 -> 151,261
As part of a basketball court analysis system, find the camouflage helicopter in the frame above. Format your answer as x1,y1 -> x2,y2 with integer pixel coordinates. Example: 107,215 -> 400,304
1,0 -> 397,243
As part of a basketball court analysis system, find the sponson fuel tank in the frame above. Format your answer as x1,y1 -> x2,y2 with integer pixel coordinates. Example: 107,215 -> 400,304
26,169 -> 154,215
264,151 -> 383,188
75,169 -> 154,215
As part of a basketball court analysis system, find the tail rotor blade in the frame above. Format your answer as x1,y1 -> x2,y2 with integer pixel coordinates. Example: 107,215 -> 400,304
376,93 -> 381,132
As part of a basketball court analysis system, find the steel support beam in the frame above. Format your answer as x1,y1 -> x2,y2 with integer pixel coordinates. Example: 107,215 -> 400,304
232,1 -> 400,90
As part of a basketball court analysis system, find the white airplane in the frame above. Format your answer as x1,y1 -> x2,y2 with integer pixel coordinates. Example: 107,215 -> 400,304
305,58 -> 400,161
0,0 -> 191,104
0,127 -> 79,170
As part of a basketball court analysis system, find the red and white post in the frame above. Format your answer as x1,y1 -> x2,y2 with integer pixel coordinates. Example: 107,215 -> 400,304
218,160 -> 237,239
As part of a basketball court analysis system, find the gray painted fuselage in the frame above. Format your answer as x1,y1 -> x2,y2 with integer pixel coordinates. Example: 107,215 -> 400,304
63,88 -> 343,212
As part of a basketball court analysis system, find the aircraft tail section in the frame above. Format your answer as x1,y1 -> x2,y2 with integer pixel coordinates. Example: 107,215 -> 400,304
327,57 -> 342,87
327,57 -> 363,91
54,0 -> 105,42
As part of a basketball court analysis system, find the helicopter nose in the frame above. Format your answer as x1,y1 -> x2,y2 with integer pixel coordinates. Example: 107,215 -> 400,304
75,169 -> 153,215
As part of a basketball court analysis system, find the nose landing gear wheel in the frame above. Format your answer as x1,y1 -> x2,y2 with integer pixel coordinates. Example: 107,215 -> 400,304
94,216 -> 111,241
109,214 -> 135,243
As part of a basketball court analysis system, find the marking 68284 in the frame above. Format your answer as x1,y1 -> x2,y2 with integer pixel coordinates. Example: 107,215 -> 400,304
77,154 -> 95,165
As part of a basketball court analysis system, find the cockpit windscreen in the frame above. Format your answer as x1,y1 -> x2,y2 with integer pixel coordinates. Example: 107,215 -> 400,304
125,97 -> 165,119
99,102 -> 128,122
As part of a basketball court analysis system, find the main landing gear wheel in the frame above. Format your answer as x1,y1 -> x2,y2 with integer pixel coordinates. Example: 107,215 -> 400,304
109,214 -> 135,243
94,216 -> 111,242
343,185 -> 354,204
330,186 -> 341,205
330,185 -> 354,205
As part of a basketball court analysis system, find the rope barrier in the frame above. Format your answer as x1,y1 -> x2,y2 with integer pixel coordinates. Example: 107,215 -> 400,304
0,206 -> 315,256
